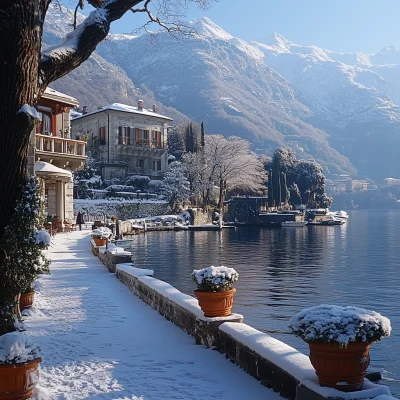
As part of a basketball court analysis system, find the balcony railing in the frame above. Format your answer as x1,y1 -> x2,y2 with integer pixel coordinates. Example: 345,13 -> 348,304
135,139 -> 163,148
36,134 -> 86,157
116,137 -> 164,148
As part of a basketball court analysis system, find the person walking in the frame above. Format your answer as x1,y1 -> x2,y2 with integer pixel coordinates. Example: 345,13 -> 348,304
76,212 -> 85,231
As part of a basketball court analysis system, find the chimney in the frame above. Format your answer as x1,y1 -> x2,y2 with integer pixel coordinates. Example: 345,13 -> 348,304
82,105 -> 88,115
152,104 -> 157,113
138,99 -> 143,111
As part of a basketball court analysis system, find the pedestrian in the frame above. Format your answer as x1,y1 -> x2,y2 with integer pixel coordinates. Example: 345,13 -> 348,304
76,212 -> 85,231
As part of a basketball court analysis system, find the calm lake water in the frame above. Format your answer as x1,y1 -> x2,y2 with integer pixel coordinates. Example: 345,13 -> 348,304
127,210 -> 400,394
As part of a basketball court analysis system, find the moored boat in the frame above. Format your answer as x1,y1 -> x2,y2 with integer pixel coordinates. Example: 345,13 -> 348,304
281,221 -> 308,227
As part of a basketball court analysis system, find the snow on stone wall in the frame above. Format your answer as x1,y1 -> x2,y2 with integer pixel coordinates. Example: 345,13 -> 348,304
74,199 -> 169,220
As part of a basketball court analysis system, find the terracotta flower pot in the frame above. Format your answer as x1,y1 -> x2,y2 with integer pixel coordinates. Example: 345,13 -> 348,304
194,288 -> 236,317
93,237 -> 107,246
0,358 -> 42,400
307,341 -> 372,392
20,292 -> 35,311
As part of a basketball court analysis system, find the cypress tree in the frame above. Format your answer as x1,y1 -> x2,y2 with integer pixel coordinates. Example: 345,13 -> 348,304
281,172 -> 288,205
273,157 -> 281,208
268,169 -> 274,208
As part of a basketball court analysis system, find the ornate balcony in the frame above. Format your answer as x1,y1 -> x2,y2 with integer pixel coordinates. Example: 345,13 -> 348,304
35,134 -> 86,172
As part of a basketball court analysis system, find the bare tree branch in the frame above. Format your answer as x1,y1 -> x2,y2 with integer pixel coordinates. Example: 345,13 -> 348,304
40,0 -> 215,90
40,0 -> 143,89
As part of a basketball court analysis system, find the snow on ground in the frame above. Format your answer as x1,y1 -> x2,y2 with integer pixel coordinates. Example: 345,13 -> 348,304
25,231 -> 282,400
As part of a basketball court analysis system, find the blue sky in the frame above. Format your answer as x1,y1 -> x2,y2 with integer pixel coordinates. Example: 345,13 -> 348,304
74,0 -> 400,53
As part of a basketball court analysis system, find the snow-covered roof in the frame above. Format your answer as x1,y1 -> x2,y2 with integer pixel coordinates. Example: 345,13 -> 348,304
43,87 -> 79,107
35,161 -> 72,178
72,103 -> 172,121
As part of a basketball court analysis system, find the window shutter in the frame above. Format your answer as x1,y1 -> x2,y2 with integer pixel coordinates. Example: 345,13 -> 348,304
136,128 -> 139,144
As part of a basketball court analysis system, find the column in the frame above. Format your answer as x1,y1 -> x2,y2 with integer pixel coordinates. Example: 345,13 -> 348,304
56,180 -> 65,221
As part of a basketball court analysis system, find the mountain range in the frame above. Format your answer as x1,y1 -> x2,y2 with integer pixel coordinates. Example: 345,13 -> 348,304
44,5 -> 400,181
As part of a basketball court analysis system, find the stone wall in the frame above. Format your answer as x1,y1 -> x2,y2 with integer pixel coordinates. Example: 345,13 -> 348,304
90,243 -> 396,400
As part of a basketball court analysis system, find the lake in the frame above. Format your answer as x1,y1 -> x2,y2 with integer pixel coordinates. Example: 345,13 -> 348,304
127,210 -> 400,395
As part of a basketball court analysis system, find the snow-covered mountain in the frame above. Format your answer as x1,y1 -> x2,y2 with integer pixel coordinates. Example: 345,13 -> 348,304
44,6 -> 400,180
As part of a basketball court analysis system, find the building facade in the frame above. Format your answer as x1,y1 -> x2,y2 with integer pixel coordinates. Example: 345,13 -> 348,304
71,101 -> 172,181
29,88 -> 86,224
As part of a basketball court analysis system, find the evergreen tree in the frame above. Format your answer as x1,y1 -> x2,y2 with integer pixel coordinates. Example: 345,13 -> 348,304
281,172 -> 289,206
267,169 -> 274,208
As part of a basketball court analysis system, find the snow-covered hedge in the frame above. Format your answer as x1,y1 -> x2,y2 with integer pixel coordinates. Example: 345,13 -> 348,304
74,199 -> 169,220
288,305 -> 392,347
192,266 -> 239,292
0,332 -> 41,364
92,227 -> 113,239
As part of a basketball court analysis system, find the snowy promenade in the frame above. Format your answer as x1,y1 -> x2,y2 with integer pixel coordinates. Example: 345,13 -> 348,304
25,231 -> 282,400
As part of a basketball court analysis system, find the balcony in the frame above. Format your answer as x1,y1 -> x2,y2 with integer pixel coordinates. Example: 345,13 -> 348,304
35,134 -> 86,172
136,139 -> 164,148
117,137 -> 164,148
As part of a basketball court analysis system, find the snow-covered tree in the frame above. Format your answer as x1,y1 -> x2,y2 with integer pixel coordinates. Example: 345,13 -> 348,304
204,135 -> 266,209
167,126 -> 186,161
161,161 -> 190,207
0,0 -> 214,335
74,157 -> 102,199
182,151 -> 207,200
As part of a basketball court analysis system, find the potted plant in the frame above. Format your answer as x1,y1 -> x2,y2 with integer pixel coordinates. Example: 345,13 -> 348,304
20,231 -> 51,311
0,177 -> 46,398
192,266 -> 239,317
92,226 -> 112,246
288,304 -> 392,392
0,332 -> 42,399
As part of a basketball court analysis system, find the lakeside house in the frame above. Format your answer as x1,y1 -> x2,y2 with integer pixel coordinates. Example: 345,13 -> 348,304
71,100 -> 172,181
28,88 -> 86,224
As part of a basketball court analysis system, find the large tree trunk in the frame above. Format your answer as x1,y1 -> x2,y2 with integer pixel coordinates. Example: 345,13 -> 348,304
0,1 -> 43,238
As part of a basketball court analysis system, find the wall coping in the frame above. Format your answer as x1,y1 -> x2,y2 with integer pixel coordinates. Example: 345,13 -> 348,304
116,263 -> 154,277
220,323 -> 392,399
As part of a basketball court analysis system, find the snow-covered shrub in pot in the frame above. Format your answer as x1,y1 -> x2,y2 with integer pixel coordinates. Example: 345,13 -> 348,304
192,266 -> 238,317
0,177 -> 46,398
288,304 -> 392,392
92,227 -> 112,246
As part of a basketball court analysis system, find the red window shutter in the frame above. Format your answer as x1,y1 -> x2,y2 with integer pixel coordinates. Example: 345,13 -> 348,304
136,128 -> 139,144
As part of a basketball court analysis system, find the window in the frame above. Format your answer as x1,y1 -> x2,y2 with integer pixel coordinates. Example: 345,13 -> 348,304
138,159 -> 144,171
118,126 -> 130,145
153,160 -> 161,171
37,112 -> 52,135
99,127 -> 106,145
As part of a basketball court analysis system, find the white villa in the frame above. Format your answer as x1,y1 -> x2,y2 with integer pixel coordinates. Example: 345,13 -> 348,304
71,100 -> 172,181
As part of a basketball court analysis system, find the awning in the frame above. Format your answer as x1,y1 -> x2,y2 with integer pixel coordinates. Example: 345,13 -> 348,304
35,161 -> 72,178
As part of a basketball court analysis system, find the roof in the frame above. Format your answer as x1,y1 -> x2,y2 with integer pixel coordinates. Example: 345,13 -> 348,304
42,87 -> 79,107
35,161 -> 72,178
72,102 -> 173,121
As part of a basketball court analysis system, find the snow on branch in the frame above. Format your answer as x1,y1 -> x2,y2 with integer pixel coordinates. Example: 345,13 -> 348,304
40,0 -> 143,87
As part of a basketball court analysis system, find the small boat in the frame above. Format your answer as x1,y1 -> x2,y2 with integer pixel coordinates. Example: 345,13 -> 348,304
320,216 -> 345,226
327,210 -> 349,222
281,221 -> 308,227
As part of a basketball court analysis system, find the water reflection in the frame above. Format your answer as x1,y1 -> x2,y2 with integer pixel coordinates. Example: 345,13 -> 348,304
128,210 -> 400,394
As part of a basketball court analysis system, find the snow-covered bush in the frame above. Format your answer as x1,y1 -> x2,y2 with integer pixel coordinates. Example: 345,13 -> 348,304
288,305 -> 392,347
0,176 -> 51,333
192,266 -> 239,292
124,175 -> 150,191
148,180 -> 163,195
92,227 -> 113,240
35,230 -> 51,248
0,332 -> 41,364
